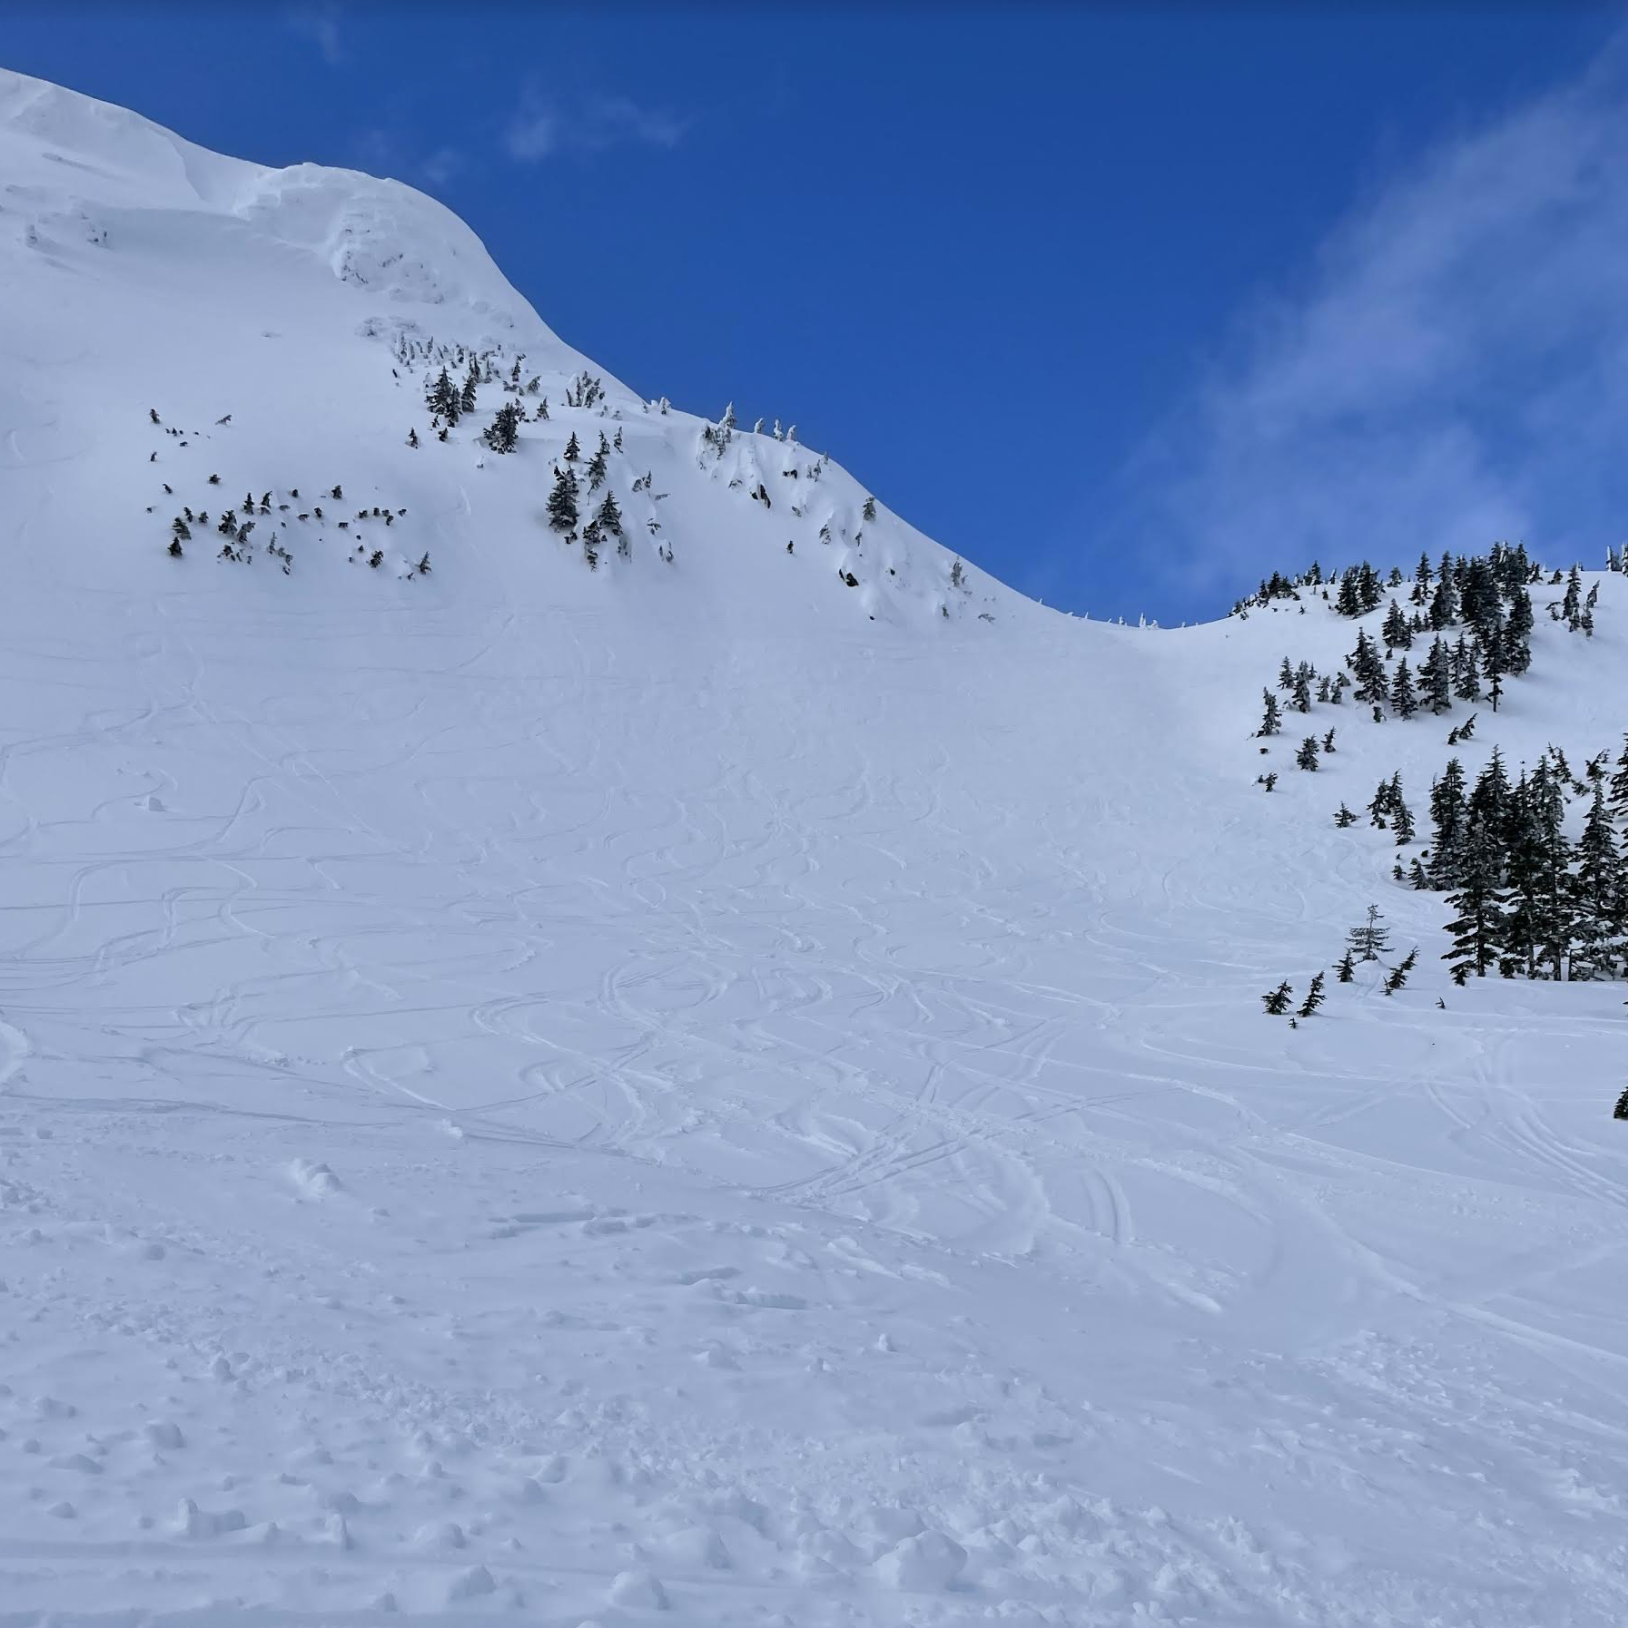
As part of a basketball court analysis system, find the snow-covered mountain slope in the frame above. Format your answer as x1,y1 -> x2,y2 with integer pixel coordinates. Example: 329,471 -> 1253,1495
2,69 -> 1626,1627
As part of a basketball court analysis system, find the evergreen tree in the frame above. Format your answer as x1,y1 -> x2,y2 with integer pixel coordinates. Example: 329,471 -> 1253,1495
1505,587 -> 1534,674
1349,629 -> 1389,708
1448,635 -> 1482,702
1336,948 -> 1356,983
1367,777 -> 1396,828
547,465 -> 579,533
1297,970 -> 1327,1017
1615,1086 -> 1628,1121
1411,550 -> 1434,604
1503,761 -> 1573,980
1334,802 -> 1357,828
1389,659 -> 1417,719
1382,599 -> 1412,651
459,362 -> 479,415
1443,819 -> 1506,983
1562,564 -> 1583,628
1347,904 -> 1391,962
1609,731 -> 1628,816
1278,656 -> 1295,691
563,431 -> 581,462
1262,981 -> 1294,1016
1418,636 -> 1453,714
593,491 -> 624,540
1428,758 -> 1468,888
1258,689 -> 1282,738
426,366 -> 461,424
1322,728 -> 1336,753
1296,736 -> 1320,772
1429,568 -> 1459,631
482,400 -> 523,454
1468,748 -> 1512,838
1569,782 -> 1625,980
1481,622 -> 1507,712
1392,787 -> 1416,846
585,446 -> 609,489
1384,948 -> 1418,995
1361,563 -> 1382,611
1459,556 -> 1499,635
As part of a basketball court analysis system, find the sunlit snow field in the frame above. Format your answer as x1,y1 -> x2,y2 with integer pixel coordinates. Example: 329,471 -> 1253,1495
1,68 -> 1625,1626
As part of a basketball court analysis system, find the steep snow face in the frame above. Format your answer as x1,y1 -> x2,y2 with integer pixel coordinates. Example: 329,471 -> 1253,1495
3,71 -> 1628,1628
0,67 -> 562,346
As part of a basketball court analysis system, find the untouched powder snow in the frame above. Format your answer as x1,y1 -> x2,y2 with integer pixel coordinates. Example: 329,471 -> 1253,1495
1,68 -> 1626,1626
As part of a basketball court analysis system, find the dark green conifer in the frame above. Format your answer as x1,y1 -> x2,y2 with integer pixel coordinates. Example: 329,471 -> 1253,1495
547,465 -> 580,532
1297,971 -> 1326,1018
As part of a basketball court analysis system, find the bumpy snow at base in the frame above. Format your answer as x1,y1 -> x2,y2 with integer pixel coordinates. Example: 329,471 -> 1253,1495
1,68 -> 1626,1627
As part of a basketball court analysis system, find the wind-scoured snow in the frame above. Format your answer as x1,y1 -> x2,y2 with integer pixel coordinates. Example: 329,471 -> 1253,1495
1,68 -> 1625,1627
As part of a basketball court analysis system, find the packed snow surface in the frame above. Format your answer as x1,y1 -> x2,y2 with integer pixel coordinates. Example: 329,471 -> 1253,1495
1,68 -> 1626,1627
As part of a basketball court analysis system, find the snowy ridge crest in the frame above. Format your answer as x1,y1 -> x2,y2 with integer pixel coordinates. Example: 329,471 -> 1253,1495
0,66 -> 559,349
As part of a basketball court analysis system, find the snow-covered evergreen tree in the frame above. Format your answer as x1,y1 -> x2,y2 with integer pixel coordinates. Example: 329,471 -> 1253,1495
482,400 -> 523,454
547,465 -> 579,533
1347,904 -> 1391,963
1297,970 -> 1326,1017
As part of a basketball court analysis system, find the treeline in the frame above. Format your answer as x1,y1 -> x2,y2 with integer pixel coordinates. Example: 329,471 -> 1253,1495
1256,546 -> 1609,762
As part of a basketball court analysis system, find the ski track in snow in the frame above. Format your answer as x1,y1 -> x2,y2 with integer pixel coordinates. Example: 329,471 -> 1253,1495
2,65 -> 1628,1628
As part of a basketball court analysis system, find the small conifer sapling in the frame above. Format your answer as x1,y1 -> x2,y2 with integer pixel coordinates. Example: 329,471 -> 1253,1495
1297,970 -> 1326,1018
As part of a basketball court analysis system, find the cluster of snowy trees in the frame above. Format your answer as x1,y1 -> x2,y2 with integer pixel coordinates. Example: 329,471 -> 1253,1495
1232,542 -> 1601,637
1257,547 -> 1587,750
1329,739 -> 1628,986
407,337 -> 556,448
1262,905 -> 1419,1018
547,429 -> 633,569
158,475 -> 412,578
701,401 -> 807,461
400,335 -> 652,571
1408,743 -> 1628,985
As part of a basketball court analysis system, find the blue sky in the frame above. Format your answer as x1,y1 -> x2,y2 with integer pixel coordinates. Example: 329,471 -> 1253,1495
5,2 -> 1626,622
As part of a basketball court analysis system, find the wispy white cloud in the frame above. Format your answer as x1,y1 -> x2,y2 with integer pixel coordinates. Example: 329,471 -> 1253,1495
285,2 -> 345,68
503,83 -> 689,164
1114,30 -> 1628,600
420,147 -> 464,190
504,95 -> 559,163
348,126 -> 400,177
583,95 -> 689,151
347,129 -> 463,197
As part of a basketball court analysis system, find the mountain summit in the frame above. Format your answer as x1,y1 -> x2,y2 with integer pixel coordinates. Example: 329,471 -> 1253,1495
2,70 -> 1625,1628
